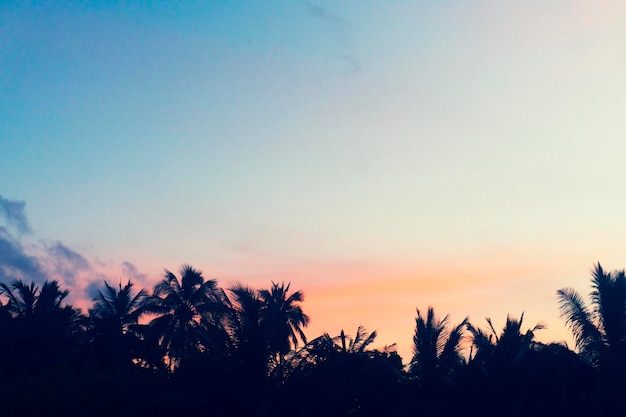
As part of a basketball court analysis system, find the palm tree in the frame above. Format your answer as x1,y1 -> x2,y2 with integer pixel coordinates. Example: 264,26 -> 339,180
226,283 -> 268,388
88,280 -> 148,367
227,282 -> 310,379
466,313 -> 544,376
90,280 -> 147,332
0,280 -> 39,319
258,282 -> 310,363
558,263 -> 626,414
0,279 -> 85,373
409,306 -> 467,378
462,314 -> 591,417
557,263 -> 626,371
334,326 -> 378,354
270,327 -> 405,417
143,265 -> 231,371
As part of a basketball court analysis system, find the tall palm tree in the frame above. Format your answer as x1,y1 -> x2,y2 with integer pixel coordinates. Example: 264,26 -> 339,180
90,280 -> 147,332
462,314 -> 592,417
228,283 -> 264,351
228,281 -> 310,379
558,262 -> 626,416
466,313 -> 544,376
557,263 -> 626,372
409,306 -> 467,378
227,283 -> 268,387
0,279 -> 85,373
258,282 -> 310,362
143,265 -> 230,371
88,280 -> 148,367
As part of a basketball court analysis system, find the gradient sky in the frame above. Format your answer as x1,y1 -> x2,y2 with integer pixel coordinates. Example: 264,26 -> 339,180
2,1 -> 626,361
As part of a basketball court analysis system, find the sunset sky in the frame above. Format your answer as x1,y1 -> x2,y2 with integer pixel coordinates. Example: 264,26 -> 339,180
2,1 -> 626,361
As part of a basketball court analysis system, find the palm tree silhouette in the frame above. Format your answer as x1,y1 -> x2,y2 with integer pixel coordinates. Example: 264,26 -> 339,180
0,279 -> 85,373
258,282 -> 310,362
90,280 -> 147,332
88,280 -> 148,367
228,282 -> 309,381
557,263 -> 626,371
0,280 -> 40,318
143,265 -> 230,371
466,313 -> 544,376
409,306 -> 467,378
270,327 -> 405,417
336,326 -> 377,354
558,263 -> 626,413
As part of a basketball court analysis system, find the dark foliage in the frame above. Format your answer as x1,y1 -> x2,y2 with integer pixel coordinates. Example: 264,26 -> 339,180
0,263 -> 622,416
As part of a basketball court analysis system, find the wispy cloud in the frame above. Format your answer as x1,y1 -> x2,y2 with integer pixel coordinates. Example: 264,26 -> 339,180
307,2 -> 361,73
0,195 -> 32,234
121,261 -> 150,286
0,197 -> 153,307
0,227 -> 46,283
44,241 -> 91,287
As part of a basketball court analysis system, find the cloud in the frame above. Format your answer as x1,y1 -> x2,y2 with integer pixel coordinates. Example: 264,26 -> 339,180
0,197 -> 153,308
0,227 -> 46,283
84,273 -> 116,300
121,261 -> 149,285
0,195 -> 32,234
308,3 -> 348,30
44,241 -> 91,287
307,2 -> 361,73
84,263 -> 151,306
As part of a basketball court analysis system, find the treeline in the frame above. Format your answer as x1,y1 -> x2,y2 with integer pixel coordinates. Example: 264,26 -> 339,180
0,263 -> 624,416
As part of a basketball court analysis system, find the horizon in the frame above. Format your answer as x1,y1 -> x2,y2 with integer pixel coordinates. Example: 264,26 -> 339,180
3,1 -> 626,362
0,196 -> 612,361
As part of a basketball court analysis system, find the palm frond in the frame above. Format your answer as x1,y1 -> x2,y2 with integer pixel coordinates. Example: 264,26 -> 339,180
557,287 -> 604,364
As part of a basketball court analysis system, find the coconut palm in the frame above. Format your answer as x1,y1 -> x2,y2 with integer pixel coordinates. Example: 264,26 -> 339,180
0,280 -> 39,318
0,279 -> 85,373
466,313 -> 544,376
226,283 -> 268,387
88,280 -> 148,367
258,282 -> 310,362
558,262 -> 626,416
462,314 -> 590,417
228,282 -> 309,378
409,306 -> 467,378
271,327 -> 405,417
228,283 -> 264,353
143,265 -> 231,371
90,280 -> 147,332
557,263 -> 626,372
335,326 -> 378,354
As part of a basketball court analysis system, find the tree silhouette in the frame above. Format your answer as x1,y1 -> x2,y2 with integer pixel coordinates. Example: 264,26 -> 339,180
0,280 -> 40,318
335,326 -> 377,353
409,306 -> 467,378
459,313 -> 550,417
259,281 -> 310,362
143,265 -> 230,371
227,281 -> 309,388
0,279 -> 85,374
227,283 -> 268,386
466,313 -> 544,376
270,327 -> 405,417
88,279 -> 148,368
557,263 -> 626,371
0,264 -> 620,416
558,262 -> 626,414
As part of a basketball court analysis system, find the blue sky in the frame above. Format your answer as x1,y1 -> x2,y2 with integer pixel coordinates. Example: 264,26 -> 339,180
2,1 -> 626,360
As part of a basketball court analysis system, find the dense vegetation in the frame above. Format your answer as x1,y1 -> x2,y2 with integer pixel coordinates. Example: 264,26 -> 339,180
1,262 -> 625,416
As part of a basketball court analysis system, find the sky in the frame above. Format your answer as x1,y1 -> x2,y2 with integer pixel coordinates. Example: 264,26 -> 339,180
2,1 -> 626,361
